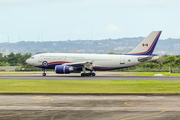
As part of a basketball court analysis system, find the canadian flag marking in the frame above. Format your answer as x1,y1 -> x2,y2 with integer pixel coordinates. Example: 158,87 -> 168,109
142,43 -> 148,47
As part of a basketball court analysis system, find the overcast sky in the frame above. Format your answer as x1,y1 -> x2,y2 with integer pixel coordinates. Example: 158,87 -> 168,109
0,0 -> 180,42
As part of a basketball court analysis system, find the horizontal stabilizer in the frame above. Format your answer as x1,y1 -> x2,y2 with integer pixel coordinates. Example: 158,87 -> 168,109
138,56 -> 159,62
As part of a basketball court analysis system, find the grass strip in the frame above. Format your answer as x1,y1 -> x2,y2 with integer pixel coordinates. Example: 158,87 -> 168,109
120,72 -> 180,76
0,80 -> 180,93
0,72 -> 180,76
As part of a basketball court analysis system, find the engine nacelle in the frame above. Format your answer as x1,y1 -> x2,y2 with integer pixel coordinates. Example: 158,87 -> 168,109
55,65 -> 74,74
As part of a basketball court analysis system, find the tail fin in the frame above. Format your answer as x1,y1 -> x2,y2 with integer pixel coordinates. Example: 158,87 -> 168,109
125,31 -> 162,55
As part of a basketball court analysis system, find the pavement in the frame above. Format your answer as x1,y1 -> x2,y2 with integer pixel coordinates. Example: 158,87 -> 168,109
0,95 -> 179,120
0,72 -> 180,81
0,72 -> 180,120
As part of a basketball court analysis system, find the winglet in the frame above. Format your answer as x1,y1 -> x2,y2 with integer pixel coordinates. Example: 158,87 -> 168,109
125,31 -> 162,55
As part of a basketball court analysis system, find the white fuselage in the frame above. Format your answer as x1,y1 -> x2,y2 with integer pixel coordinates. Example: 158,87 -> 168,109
26,53 -> 146,71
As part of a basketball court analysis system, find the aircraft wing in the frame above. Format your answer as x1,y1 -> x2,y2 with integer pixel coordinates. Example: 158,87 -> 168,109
62,61 -> 94,70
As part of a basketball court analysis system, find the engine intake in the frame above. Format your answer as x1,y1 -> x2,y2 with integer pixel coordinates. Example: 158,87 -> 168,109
55,65 -> 74,74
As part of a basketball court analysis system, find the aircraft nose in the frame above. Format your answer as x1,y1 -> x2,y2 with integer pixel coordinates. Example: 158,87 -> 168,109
26,59 -> 30,64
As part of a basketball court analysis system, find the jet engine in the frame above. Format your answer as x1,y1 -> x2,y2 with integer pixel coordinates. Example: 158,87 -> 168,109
55,65 -> 74,74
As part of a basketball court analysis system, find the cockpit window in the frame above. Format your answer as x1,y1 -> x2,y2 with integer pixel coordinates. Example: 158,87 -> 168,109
31,57 -> 34,59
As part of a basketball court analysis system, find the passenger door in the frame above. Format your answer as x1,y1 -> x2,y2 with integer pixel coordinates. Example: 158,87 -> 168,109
120,56 -> 125,64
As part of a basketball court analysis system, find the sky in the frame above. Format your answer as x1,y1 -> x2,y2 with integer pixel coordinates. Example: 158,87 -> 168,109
0,0 -> 180,42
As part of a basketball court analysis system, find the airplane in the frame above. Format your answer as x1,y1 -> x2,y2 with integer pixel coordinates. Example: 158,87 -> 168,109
26,31 -> 161,77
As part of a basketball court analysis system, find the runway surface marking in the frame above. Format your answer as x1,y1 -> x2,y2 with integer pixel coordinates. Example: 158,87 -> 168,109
124,101 -> 142,107
120,108 -> 172,120
123,100 -> 172,120
32,96 -> 54,100
0,95 -> 179,120
50,113 -> 60,120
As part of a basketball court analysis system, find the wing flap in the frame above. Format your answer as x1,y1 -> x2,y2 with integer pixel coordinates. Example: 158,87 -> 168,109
62,61 -> 94,70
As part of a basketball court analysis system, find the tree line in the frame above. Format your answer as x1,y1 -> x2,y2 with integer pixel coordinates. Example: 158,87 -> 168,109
108,52 -> 180,72
139,55 -> 180,69
0,52 -> 180,72
119,55 -> 180,72
0,52 -> 31,66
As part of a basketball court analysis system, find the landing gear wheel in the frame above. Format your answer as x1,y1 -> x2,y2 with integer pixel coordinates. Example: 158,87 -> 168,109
81,73 -> 95,77
91,73 -> 96,76
42,73 -> 46,76
81,73 -> 85,77
86,73 -> 91,76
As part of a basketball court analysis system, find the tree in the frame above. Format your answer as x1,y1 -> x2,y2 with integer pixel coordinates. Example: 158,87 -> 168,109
22,53 -> 31,64
175,58 -> 180,66
15,53 -> 23,64
0,62 -> 10,66
7,53 -> 17,66
139,62 -> 158,69
108,52 -> 116,54
108,52 -> 122,55
0,53 -> 3,62
157,56 -> 165,69
0,53 -> 32,66
163,55 -> 178,68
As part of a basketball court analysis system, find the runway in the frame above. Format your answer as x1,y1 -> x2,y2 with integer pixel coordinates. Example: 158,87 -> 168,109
0,75 -> 180,81
0,72 -> 180,120
0,95 -> 179,120
0,72 -> 180,81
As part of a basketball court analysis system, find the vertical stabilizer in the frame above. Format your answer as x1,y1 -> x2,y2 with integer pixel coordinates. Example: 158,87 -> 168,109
125,31 -> 161,55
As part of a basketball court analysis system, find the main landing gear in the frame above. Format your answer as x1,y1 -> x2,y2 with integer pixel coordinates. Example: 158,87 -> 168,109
42,68 -> 46,76
81,66 -> 95,77
81,72 -> 96,77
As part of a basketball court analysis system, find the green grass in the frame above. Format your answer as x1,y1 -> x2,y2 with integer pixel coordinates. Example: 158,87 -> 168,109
120,72 -> 180,76
1,72 -> 180,76
0,80 -> 180,93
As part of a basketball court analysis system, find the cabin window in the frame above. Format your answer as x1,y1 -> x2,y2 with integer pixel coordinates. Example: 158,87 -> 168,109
31,57 -> 34,59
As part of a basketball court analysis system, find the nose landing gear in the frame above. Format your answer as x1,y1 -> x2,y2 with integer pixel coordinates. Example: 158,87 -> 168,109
42,68 -> 46,76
